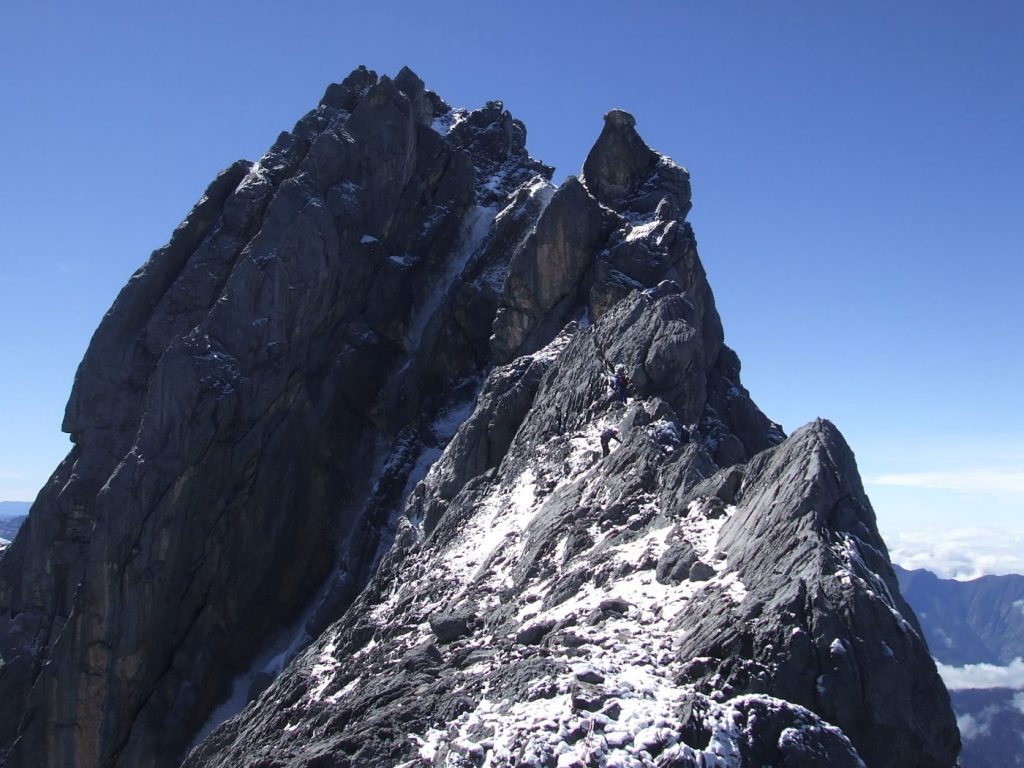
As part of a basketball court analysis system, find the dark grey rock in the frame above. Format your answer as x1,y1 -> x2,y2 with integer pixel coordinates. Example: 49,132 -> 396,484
671,420 -> 959,768
0,69 -> 957,768
490,177 -> 606,363
570,684 -> 610,713
428,611 -> 477,643
572,664 -> 605,684
581,109 -> 658,205
515,619 -> 556,645
400,641 -> 443,673
656,539 -> 699,584
598,598 -> 631,616
688,561 -> 715,582
0,67 -> 552,768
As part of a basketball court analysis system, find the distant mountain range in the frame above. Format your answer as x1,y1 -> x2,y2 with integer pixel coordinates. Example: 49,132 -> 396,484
0,515 -> 26,544
0,503 -> 30,552
0,501 -> 31,518
896,564 -> 1024,766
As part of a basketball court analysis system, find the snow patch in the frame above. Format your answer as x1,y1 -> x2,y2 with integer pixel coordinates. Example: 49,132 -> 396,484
430,107 -> 468,135
624,219 -> 663,244
308,641 -> 340,701
405,204 -> 496,351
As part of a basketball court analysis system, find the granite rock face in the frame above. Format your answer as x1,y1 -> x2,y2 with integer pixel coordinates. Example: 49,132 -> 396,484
2,70 -> 958,768
0,66 -> 552,768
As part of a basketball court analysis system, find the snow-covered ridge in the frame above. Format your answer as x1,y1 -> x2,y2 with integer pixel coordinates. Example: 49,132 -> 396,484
277,317 -> 877,765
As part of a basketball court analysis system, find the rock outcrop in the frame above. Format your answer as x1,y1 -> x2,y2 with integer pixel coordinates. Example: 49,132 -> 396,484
0,66 -> 552,768
1,69 -> 959,768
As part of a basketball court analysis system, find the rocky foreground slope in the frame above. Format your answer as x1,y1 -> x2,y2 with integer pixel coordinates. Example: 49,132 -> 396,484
0,68 -> 958,767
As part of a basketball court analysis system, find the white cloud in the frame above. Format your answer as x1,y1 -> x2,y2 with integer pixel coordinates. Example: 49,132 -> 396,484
957,711 -> 993,741
886,527 -> 1024,580
936,658 -> 1024,691
868,469 -> 1024,495
1014,692 -> 1024,717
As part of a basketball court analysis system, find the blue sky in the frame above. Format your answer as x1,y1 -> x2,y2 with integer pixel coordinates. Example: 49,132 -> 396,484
1,1 -> 1021,569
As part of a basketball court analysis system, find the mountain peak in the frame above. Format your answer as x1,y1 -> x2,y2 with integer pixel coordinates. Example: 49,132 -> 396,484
0,70 -> 957,768
582,108 -> 657,204
582,109 -> 693,222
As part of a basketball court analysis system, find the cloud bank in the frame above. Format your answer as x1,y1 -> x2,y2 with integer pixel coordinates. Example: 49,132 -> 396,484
886,527 -> 1024,580
870,468 -> 1024,494
936,658 -> 1024,691
957,709 -> 996,741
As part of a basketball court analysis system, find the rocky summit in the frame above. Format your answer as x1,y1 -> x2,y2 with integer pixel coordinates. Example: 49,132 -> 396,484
0,67 -> 959,768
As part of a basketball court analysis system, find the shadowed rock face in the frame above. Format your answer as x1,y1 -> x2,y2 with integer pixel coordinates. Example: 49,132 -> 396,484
1,69 -> 958,768
0,66 -> 552,768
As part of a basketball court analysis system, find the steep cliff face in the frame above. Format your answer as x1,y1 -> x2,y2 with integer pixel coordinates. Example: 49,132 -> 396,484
0,66 -> 551,768
0,68 -> 959,768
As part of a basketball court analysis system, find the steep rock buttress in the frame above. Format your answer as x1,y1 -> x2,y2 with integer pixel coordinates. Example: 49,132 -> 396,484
0,66 -> 552,768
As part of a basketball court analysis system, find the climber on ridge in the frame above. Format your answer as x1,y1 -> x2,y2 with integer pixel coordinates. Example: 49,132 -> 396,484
612,365 -> 630,404
600,427 -> 621,457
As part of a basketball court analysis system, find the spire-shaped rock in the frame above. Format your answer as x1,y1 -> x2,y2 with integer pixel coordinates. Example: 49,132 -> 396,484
582,108 -> 692,219
581,108 -> 658,203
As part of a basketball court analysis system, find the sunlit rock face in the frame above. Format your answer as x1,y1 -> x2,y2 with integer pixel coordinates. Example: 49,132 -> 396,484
0,68 -> 958,768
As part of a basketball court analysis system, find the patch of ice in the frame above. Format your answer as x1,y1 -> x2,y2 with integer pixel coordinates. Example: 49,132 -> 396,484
431,396 -> 477,442
327,676 -> 361,704
577,306 -> 591,329
430,107 -> 468,136
492,175 -> 555,235
656,152 -> 689,176
482,172 -> 506,194
405,204 -> 496,351
308,641 -> 340,701
716,570 -> 748,604
624,219 -> 663,244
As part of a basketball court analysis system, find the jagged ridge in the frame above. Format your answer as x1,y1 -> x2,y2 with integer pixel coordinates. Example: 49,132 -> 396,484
0,67 -> 959,768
